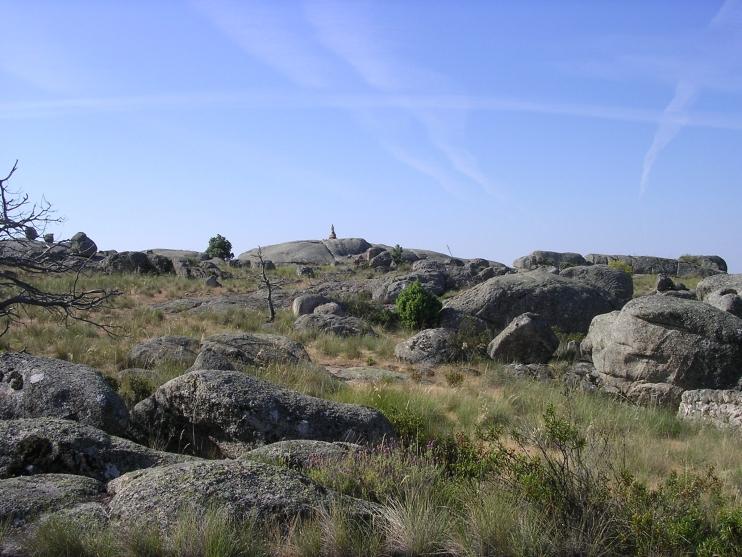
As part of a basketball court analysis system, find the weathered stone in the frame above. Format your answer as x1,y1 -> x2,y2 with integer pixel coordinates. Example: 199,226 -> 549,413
487,313 -> 559,364
369,251 -> 392,269
194,332 -> 310,369
705,291 -> 742,318
107,460 -> 352,531
294,313 -> 374,337
0,474 -> 102,528
560,264 -> 633,307
371,269 -> 447,304
297,266 -> 315,278
0,418 -> 194,481
127,336 -> 200,369
656,274 -> 674,292
69,232 -> 97,258
678,389 -> 742,430
394,328 -> 458,365
501,363 -> 553,382
130,369 -> 395,455
204,275 -> 221,287
0,353 -> 129,436
101,251 -> 174,274
513,251 -> 587,270
292,294 -> 332,317
581,296 -> 742,406
313,302 -> 345,316
441,270 -> 616,335
696,274 -> 742,301
247,440 -> 360,470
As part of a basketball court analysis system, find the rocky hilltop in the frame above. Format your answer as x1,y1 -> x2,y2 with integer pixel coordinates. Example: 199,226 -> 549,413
1,235 -> 740,555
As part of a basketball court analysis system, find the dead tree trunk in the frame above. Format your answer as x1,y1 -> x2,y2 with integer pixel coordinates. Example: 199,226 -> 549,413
256,246 -> 274,323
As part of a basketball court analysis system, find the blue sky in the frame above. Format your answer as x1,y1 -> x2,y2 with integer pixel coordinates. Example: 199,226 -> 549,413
1,1 -> 741,270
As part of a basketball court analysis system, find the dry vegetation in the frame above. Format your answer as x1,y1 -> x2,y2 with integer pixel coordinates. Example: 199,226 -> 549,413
3,266 -> 741,556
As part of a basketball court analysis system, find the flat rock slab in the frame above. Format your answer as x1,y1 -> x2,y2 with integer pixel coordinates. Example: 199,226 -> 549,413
328,366 -> 407,383
0,353 -> 129,436
0,418 -> 195,481
294,313 -> 375,337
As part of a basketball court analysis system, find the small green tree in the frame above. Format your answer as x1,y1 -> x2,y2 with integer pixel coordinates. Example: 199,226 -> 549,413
390,244 -> 404,265
205,234 -> 233,260
395,280 -> 442,329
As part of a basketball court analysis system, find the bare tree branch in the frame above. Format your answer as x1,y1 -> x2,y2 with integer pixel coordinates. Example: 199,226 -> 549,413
0,160 -> 119,335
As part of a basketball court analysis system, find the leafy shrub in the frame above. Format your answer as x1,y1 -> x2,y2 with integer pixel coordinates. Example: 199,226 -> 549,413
608,259 -> 633,274
395,281 -> 442,330
390,244 -> 404,265
205,234 -> 234,260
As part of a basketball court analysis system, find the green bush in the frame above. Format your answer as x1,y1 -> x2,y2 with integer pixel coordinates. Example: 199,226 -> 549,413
395,281 -> 442,330
608,259 -> 633,274
340,293 -> 397,329
205,234 -> 234,260
390,244 -> 404,265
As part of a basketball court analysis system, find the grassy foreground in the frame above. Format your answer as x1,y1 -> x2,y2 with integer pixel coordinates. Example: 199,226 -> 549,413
2,267 -> 741,556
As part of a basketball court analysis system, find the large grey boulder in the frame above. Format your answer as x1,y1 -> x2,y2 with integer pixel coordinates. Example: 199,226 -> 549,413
127,335 -> 200,369
559,264 -> 633,308
69,232 -> 97,258
130,369 -> 395,456
294,313 -> 375,337
440,270 -> 616,335
106,459 -> 353,532
513,251 -> 587,270
0,474 -> 103,528
678,389 -> 742,430
487,313 -> 559,364
394,328 -> 458,365
705,291 -> 742,318
194,332 -> 310,369
0,418 -> 194,481
292,294 -> 332,317
0,353 -> 129,436
581,296 -> 742,406
248,440 -> 359,470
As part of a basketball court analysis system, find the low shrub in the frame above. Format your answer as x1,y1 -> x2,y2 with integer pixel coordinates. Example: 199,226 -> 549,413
608,259 -> 633,274
395,281 -> 442,330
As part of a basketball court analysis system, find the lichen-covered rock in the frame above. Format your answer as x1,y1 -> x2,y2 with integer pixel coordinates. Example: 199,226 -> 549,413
371,266 -> 447,304
313,302 -> 345,316
559,264 -> 633,307
0,474 -> 103,528
678,389 -> 742,430
107,459 -> 354,531
0,353 -> 129,436
193,332 -> 310,370
705,290 -> 742,318
247,440 -> 360,470
394,328 -> 458,365
487,313 -> 559,364
127,336 -> 200,369
441,270 -> 615,335
582,296 -> 742,406
696,273 -> 742,301
294,313 -> 375,337
130,369 -> 395,456
0,418 -> 194,481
